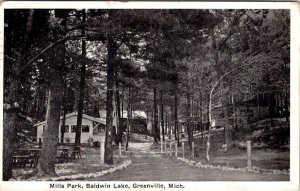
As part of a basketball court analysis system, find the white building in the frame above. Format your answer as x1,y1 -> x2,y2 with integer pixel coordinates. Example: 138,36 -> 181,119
35,112 -> 107,143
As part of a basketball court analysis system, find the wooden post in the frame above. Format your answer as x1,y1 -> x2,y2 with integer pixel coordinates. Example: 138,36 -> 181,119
100,140 -> 105,164
169,142 -> 172,156
38,138 -> 42,147
161,140 -> 163,153
119,142 -> 122,156
164,141 -> 167,153
247,140 -> 251,168
192,142 -> 195,160
123,142 -> 126,154
175,142 -> 178,157
182,142 -> 185,158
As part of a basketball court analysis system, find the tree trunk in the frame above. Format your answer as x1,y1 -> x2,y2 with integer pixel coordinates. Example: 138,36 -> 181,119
268,93 -> 275,129
232,94 -> 238,140
165,112 -> 168,139
3,10 -> 34,181
174,107 -> 177,141
75,9 -> 87,146
257,93 -> 260,120
206,95 -> 212,161
36,40 -> 65,177
284,82 -> 289,122
115,73 -> 122,144
186,93 -> 193,150
61,77 -> 67,144
104,36 -> 117,164
153,88 -> 158,144
199,92 -> 205,151
223,104 -> 229,151
125,87 -> 131,151
168,111 -> 171,139
160,91 -> 165,142
174,93 -> 179,145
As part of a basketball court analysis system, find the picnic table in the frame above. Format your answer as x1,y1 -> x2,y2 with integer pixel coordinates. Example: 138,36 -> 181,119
12,154 -> 34,168
19,148 -> 41,156
13,146 -> 81,168
13,148 -> 41,168
56,147 -> 70,163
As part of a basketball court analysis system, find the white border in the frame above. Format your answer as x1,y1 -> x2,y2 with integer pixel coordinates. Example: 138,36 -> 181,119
0,2 -> 299,191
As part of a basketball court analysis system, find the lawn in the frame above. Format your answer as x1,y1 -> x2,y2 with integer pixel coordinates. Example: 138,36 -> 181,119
151,118 -> 290,171
12,145 -> 127,180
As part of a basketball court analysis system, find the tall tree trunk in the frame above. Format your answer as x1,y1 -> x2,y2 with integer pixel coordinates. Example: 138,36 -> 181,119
269,93 -> 275,129
169,112 -> 171,139
284,82 -> 289,122
174,105 -> 177,141
223,104 -> 229,151
75,9 -> 87,146
121,89 -> 124,119
104,36 -> 117,164
222,91 -> 230,151
125,87 -> 131,150
3,10 -> 34,180
232,94 -> 238,140
186,93 -> 193,150
165,112 -> 168,139
199,92 -> 204,151
257,93 -> 260,120
153,88 -> 158,144
61,76 -> 67,144
160,91 -> 165,142
191,95 -> 194,134
36,39 -> 65,177
174,93 -> 179,145
115,73 -> 122,144
206,95 -> 212,161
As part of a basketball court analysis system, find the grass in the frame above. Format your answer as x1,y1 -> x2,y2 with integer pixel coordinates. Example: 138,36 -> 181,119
12,145 -> 127,180
155,118 -> 290,171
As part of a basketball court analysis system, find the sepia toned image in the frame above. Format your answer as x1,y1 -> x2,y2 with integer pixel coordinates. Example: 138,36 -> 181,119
1,2 -> 298,189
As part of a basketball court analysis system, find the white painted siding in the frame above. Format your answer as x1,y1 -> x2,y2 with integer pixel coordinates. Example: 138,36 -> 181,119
36,115 -> 100,143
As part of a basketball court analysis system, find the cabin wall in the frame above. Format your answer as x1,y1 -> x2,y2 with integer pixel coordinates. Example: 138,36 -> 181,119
36,115 -> 94,143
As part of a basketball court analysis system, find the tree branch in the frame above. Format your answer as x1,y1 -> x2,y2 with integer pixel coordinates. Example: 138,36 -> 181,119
19,36 -> 69,73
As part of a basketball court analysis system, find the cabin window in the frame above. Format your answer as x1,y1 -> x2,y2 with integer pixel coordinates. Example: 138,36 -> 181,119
61,125 -> 69,133
71,125 -> 77,133
42,125 -> 45,132
82,125 -> 90,132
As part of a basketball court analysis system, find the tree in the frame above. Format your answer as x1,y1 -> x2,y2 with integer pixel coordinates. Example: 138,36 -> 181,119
3,9 -> 35,180
35,10 -> 67,177
160,91 -> 165,142
75,9 -> 87,146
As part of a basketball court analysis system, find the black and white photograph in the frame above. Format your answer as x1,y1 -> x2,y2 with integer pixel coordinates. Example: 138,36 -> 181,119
1,1 -> 299,191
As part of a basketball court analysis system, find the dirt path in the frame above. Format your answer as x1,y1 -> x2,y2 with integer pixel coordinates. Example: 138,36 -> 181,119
89,142 -> 289,181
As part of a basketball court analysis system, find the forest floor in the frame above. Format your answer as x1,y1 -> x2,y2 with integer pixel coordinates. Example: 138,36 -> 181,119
150,118 -> 289,171
12,145 -> 126,180
187,118 -> 290,170
88,135 -> 289,181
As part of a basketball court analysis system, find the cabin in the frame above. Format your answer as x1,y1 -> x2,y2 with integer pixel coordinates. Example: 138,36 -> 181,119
98,109 -> 147,134
35,112 -> 108,144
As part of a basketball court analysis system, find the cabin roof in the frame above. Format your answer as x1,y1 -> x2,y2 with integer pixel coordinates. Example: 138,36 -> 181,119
34,112 -> 104,127
99,110 -> 147,119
